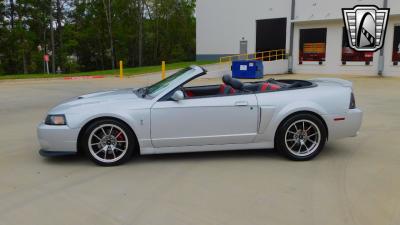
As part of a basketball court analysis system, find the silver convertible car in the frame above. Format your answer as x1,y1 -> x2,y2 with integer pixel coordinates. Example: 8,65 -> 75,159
38,66 -> 362,166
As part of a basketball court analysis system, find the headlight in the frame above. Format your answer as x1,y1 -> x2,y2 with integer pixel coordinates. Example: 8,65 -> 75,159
45,115 -> 67,125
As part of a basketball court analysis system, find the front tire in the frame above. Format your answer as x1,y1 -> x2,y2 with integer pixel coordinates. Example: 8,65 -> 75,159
276,114 -> 327,161
81,119 -> 135,166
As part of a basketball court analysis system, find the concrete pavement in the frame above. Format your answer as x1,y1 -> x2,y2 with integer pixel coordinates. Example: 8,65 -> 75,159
0,72 -> 400,225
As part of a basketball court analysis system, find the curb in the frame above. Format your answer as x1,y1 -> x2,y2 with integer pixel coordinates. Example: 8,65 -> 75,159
63,75 -> 105,80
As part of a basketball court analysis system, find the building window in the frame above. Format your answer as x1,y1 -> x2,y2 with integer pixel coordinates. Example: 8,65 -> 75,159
392,26 -> 400,65
341,27 -> 373,65
299,28 -> 326,64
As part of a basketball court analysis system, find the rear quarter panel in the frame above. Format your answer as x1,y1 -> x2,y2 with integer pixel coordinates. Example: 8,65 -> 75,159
255,84 -> 351,143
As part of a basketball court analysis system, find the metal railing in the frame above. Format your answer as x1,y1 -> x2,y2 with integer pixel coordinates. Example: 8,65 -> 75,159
219,49 -> 287,63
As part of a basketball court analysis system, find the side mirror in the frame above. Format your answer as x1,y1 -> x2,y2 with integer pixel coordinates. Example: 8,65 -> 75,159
171,90 -> 184,101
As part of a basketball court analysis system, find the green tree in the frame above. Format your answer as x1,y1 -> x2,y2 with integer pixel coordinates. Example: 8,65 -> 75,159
0,0 -> 197,75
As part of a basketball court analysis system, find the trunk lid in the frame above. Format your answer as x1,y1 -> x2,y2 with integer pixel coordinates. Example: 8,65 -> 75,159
311,78 -> 353,88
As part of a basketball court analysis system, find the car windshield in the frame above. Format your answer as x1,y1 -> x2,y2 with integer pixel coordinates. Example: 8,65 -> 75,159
143,67 -> 196,97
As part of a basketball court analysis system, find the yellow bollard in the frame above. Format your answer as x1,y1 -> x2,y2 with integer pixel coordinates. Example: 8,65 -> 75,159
161,61 -> 166,80
119,60 -> 123,80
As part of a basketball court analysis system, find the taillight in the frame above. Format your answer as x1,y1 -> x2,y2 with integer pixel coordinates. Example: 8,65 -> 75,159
349,92 -> 356,109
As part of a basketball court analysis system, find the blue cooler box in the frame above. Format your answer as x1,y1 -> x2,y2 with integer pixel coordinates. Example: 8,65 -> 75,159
231,60 -> 264,79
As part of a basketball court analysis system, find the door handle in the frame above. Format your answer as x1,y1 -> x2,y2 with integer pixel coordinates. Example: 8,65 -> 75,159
235,101 -> 249,106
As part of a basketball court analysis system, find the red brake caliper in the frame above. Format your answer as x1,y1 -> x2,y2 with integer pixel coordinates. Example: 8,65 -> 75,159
116,132 -> 125,141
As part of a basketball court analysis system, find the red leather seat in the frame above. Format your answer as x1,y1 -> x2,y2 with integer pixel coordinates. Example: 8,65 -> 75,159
185,90 -> 194,97
219,84 -> 236,95
259,82 -> 281,92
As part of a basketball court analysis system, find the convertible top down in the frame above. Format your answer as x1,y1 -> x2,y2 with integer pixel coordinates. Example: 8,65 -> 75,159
38,66 -> 363,166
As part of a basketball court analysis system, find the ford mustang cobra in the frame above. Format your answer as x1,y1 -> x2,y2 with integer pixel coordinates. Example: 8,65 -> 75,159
37,66 -> 363,166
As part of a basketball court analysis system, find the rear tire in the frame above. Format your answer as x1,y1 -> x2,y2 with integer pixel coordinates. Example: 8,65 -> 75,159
81,119 -> 135,166
276,114 -> 327,161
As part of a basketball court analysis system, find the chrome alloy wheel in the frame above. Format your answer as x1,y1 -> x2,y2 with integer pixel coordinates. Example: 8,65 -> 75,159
284,119 -> 321,157
88,124 -> 129,163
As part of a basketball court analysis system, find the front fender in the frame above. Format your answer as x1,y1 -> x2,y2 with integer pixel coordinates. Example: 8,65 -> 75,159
67,111 -> 138,130
66,108 -> 151,149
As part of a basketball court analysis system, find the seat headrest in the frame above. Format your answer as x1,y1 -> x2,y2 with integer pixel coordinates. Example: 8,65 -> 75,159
222,75 -> 243,90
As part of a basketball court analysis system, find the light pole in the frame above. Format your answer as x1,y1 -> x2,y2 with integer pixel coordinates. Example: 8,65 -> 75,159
43,26 -> 46,74
38,44 -> 50,74
50,0 -> 56,74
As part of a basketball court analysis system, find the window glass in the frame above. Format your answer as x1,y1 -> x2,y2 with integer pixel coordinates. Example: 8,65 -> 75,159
147,67 -> 193,97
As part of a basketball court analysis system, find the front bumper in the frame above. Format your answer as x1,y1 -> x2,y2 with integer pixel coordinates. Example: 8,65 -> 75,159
323,108 -> 363,140
37,122 -> 80,156
39,149 -> 77,157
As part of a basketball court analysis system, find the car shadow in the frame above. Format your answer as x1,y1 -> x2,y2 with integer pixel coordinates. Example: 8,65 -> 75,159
132,142 -> 355,165
40,149 -> 285,166
39,143 -> 353,167
132,148 -> 285,164
40,154 -> 91,166
318,141 -> 357,159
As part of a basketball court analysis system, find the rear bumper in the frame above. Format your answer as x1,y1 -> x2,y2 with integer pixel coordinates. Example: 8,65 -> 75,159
37,122 -> 79,156
323,108 -> 363,140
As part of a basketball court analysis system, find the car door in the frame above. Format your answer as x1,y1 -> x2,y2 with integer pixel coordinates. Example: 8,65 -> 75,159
150,94 -> 258,148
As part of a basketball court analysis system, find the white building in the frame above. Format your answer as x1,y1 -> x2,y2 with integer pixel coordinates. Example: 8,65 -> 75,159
196,0 -> 400,76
